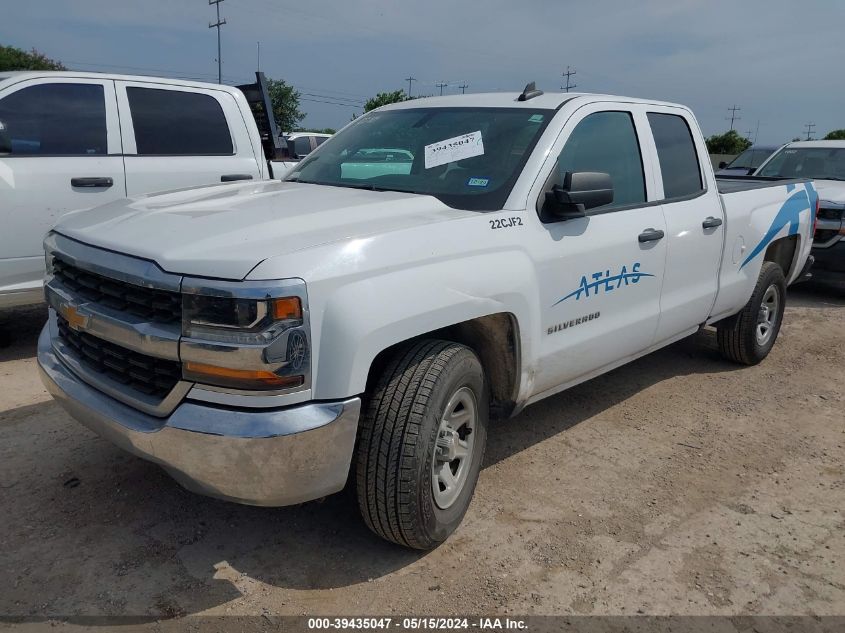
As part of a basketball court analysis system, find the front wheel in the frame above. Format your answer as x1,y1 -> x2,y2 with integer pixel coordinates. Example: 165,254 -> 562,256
355,339 -> 488,549
717,261 -> 786,365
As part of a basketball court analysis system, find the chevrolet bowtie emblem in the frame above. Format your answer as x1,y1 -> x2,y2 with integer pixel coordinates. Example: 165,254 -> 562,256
59,303 -> 89,331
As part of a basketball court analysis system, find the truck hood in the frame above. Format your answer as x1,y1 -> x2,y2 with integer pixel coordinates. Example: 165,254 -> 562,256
815,180 -> 845,206
53,180 -> 465,279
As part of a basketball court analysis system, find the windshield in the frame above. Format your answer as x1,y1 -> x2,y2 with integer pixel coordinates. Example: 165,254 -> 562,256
758,147 -> 845,180
726,147 -> 774,170
286,107 -> 554,210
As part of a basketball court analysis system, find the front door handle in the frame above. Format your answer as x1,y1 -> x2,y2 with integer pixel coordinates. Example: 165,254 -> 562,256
221,174 -> 254,182
638,228 -> 665,243
71,177 -> 114,188
702,216 -> 723,229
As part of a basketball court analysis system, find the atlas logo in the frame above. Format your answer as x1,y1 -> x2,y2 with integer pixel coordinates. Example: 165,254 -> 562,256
553,263 -> 654,305
741,182 -> 818,269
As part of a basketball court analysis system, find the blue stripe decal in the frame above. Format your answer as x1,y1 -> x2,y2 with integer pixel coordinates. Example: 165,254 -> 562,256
740,182 -> 818,269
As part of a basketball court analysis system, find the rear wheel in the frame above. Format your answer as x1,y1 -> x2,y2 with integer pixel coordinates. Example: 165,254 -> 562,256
355,339 -> 488,549
717,261 -> 786,365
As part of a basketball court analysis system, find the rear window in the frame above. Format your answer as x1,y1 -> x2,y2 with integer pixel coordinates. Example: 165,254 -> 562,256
0,83 -> 106,155
127,87 -> 233,155
647,112 -> 703,199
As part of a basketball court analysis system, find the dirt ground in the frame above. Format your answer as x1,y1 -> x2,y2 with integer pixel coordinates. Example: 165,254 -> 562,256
1,283 -> 843,625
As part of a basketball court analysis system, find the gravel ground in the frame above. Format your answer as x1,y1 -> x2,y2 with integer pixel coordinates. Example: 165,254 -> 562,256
0,283 -> 843,626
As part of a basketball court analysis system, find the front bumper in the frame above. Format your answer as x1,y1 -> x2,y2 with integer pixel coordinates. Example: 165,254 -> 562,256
37,325 -> 360,507
811,239 -> 845,281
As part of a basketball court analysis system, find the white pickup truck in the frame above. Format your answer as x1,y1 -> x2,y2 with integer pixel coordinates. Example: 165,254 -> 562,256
0,70 -> 296,308
37,85 -> 817,549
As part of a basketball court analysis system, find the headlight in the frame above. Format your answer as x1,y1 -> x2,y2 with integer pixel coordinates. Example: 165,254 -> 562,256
183,294 -> 302,343
180,279 -> 310,393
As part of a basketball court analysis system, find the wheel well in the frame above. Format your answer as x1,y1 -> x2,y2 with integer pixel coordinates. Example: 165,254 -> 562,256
365,313 -> 521,418
764,235 -> 798,278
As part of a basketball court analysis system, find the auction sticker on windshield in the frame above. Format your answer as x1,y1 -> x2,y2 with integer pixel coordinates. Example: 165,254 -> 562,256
424,131 -> 484,169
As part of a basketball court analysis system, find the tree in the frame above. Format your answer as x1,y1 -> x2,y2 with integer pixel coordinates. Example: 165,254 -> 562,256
824,129 -> 845,140
0,45 -> 65,71
296,127 -> 336,134
705,130 -> 752,155
265,77 -> 305,133
364,90 -> 411,113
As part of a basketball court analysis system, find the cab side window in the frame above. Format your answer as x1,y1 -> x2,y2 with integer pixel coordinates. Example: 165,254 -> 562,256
555,111 -> 646,210
0,83 -> 107,155
647,112 -> 703,199
127,87 -> 233,156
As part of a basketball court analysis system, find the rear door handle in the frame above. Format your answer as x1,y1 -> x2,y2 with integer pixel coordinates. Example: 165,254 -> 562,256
702,216 -> 723,229
71,177 -> 113,188
638,228 -> 665,243
221,174 -> 254,182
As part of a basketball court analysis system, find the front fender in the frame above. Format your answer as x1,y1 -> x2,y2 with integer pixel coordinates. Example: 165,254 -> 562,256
310,253 -> 539,401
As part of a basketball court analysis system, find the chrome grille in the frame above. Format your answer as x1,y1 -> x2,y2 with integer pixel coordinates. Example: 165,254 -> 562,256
52,256 -> 181,324
57,316 -> 181,398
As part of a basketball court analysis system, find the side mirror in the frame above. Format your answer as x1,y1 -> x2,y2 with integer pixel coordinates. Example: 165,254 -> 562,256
718,161 -> 727,169
545,171 -> 613,219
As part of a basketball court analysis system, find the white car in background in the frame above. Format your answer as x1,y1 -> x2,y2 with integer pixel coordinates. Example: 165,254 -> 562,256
282,131 -> 333,160
0,71 -> 296,309
754,140 -> 845,282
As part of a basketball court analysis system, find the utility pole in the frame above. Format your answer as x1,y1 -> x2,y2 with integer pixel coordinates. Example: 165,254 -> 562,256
208,0 -> 226,84
405,76 -> 416,97
745,129 -> 753,141
804,122 -> 816,141
458,83 -> 468,94
754,120 -> 760,144
561,65 -> 577,92
257,41 -> 260,71
436,81 -> 448,96
726,105 -> 741,131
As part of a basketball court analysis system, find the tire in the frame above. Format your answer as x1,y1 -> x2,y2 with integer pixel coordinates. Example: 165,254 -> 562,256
717,261 -> 786,365
355,339 -> 488,549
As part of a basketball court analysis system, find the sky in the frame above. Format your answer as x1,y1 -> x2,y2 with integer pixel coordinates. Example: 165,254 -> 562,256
2,0 -> 842,144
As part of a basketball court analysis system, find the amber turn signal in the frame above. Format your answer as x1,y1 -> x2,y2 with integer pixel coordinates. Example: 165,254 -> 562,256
271,297 -> 302,321
184,361 -> 303,390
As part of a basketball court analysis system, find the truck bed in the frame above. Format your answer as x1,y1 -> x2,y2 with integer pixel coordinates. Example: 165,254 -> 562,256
716,175 -> 809,194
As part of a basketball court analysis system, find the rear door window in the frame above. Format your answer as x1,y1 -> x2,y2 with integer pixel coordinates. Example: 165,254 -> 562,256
647,112 -> 703,199
0,83 -> 107,155
127,87 -> 233,155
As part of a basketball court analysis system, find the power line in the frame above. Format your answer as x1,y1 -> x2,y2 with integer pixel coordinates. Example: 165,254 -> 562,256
405,76 -> 416,97
436,81 -> 448,96
803,122 -> 816,141
726,105 -> 741,131
561,65 -> 577,92
208,0 -> 226,84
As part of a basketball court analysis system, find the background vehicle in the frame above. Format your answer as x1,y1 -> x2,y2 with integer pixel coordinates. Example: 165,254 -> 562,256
37,88 -> 815,549
753,140 -> 845,282
0,71 -> 287,309
282,131 -> 333,160
716,144 -> 778,175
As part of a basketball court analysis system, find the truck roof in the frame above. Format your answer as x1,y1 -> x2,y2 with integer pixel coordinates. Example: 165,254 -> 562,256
379,91 -> 690,112
0,70 -> 244,95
